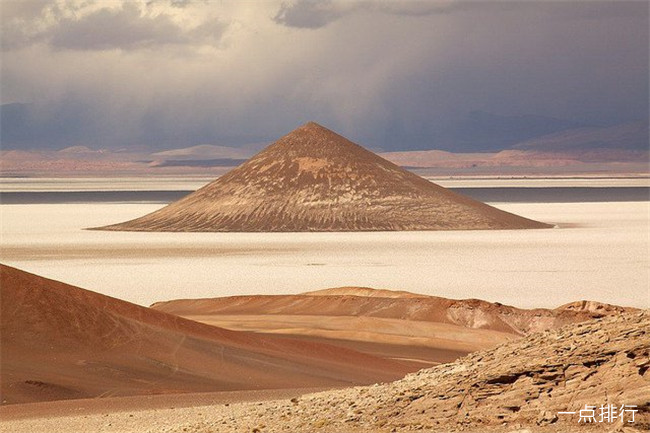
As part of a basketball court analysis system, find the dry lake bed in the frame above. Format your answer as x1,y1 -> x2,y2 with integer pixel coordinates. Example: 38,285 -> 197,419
0,177 -> 648,309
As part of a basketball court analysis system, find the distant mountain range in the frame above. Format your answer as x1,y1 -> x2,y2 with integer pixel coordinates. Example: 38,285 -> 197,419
382,120 -> 648,171
433,111 -> 587,152
0,107 -> 647,176
150,144 -> 257,160
2,101 -> 646,155
513,120 -> 648,153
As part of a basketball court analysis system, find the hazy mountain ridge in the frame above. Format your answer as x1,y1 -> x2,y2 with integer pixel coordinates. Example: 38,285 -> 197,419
433,111 -> 586,152
1,118 -> 646,176
514,120 -> 648,152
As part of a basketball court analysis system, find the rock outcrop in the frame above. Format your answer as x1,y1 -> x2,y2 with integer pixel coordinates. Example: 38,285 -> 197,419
167,310 -> 650,432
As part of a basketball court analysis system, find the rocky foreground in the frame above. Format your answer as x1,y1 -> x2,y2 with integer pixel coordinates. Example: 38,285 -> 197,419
154,311 -> 649,433
3,311 -> 647,433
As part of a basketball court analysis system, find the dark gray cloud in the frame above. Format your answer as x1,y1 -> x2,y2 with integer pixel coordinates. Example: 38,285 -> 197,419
273,0 -> 470,29
1,1 -> 648,152
272,0 -> 648,30
170,0 -> 192,8
274,0 -> 344,29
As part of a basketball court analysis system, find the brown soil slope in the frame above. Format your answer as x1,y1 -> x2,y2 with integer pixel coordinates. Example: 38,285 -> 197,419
152,288 -> 631,365
170,311 -> 650,433
97,122 -> 550,232
0,265 -> 412,405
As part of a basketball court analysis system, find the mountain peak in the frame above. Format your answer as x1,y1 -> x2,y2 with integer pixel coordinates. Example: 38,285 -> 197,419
281,122 -> 337,140
255,122 -> 386,169
301,121 -> 327,130
284,121 -> 342,139
278,122 -> 352,143
96,124 -> 550,232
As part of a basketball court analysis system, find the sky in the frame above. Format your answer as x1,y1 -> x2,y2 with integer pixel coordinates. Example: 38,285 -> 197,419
1,0 -> 648,152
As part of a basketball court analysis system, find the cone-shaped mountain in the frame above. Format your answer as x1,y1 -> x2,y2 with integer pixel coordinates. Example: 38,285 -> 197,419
98,122 -> 551,232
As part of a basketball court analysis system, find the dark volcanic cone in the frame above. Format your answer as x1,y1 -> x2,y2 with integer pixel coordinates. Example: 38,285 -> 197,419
97,122 -> 550,232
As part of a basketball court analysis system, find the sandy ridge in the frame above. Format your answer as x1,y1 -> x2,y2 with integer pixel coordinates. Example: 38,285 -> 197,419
0,265 -> 413,405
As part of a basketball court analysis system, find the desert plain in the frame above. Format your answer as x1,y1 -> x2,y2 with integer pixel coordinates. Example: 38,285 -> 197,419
0,186 -> 647,308
1,175 -> 649,433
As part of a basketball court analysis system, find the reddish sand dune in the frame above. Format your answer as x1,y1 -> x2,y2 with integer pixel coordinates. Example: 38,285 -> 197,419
152,287 -> 632,366
305,286 -> 428,298
0,265 -> 413,405
97,122 -> 550,232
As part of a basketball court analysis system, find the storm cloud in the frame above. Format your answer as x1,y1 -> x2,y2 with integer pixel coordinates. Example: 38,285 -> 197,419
273,0 -> 477,29
1,0 -> 648,151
